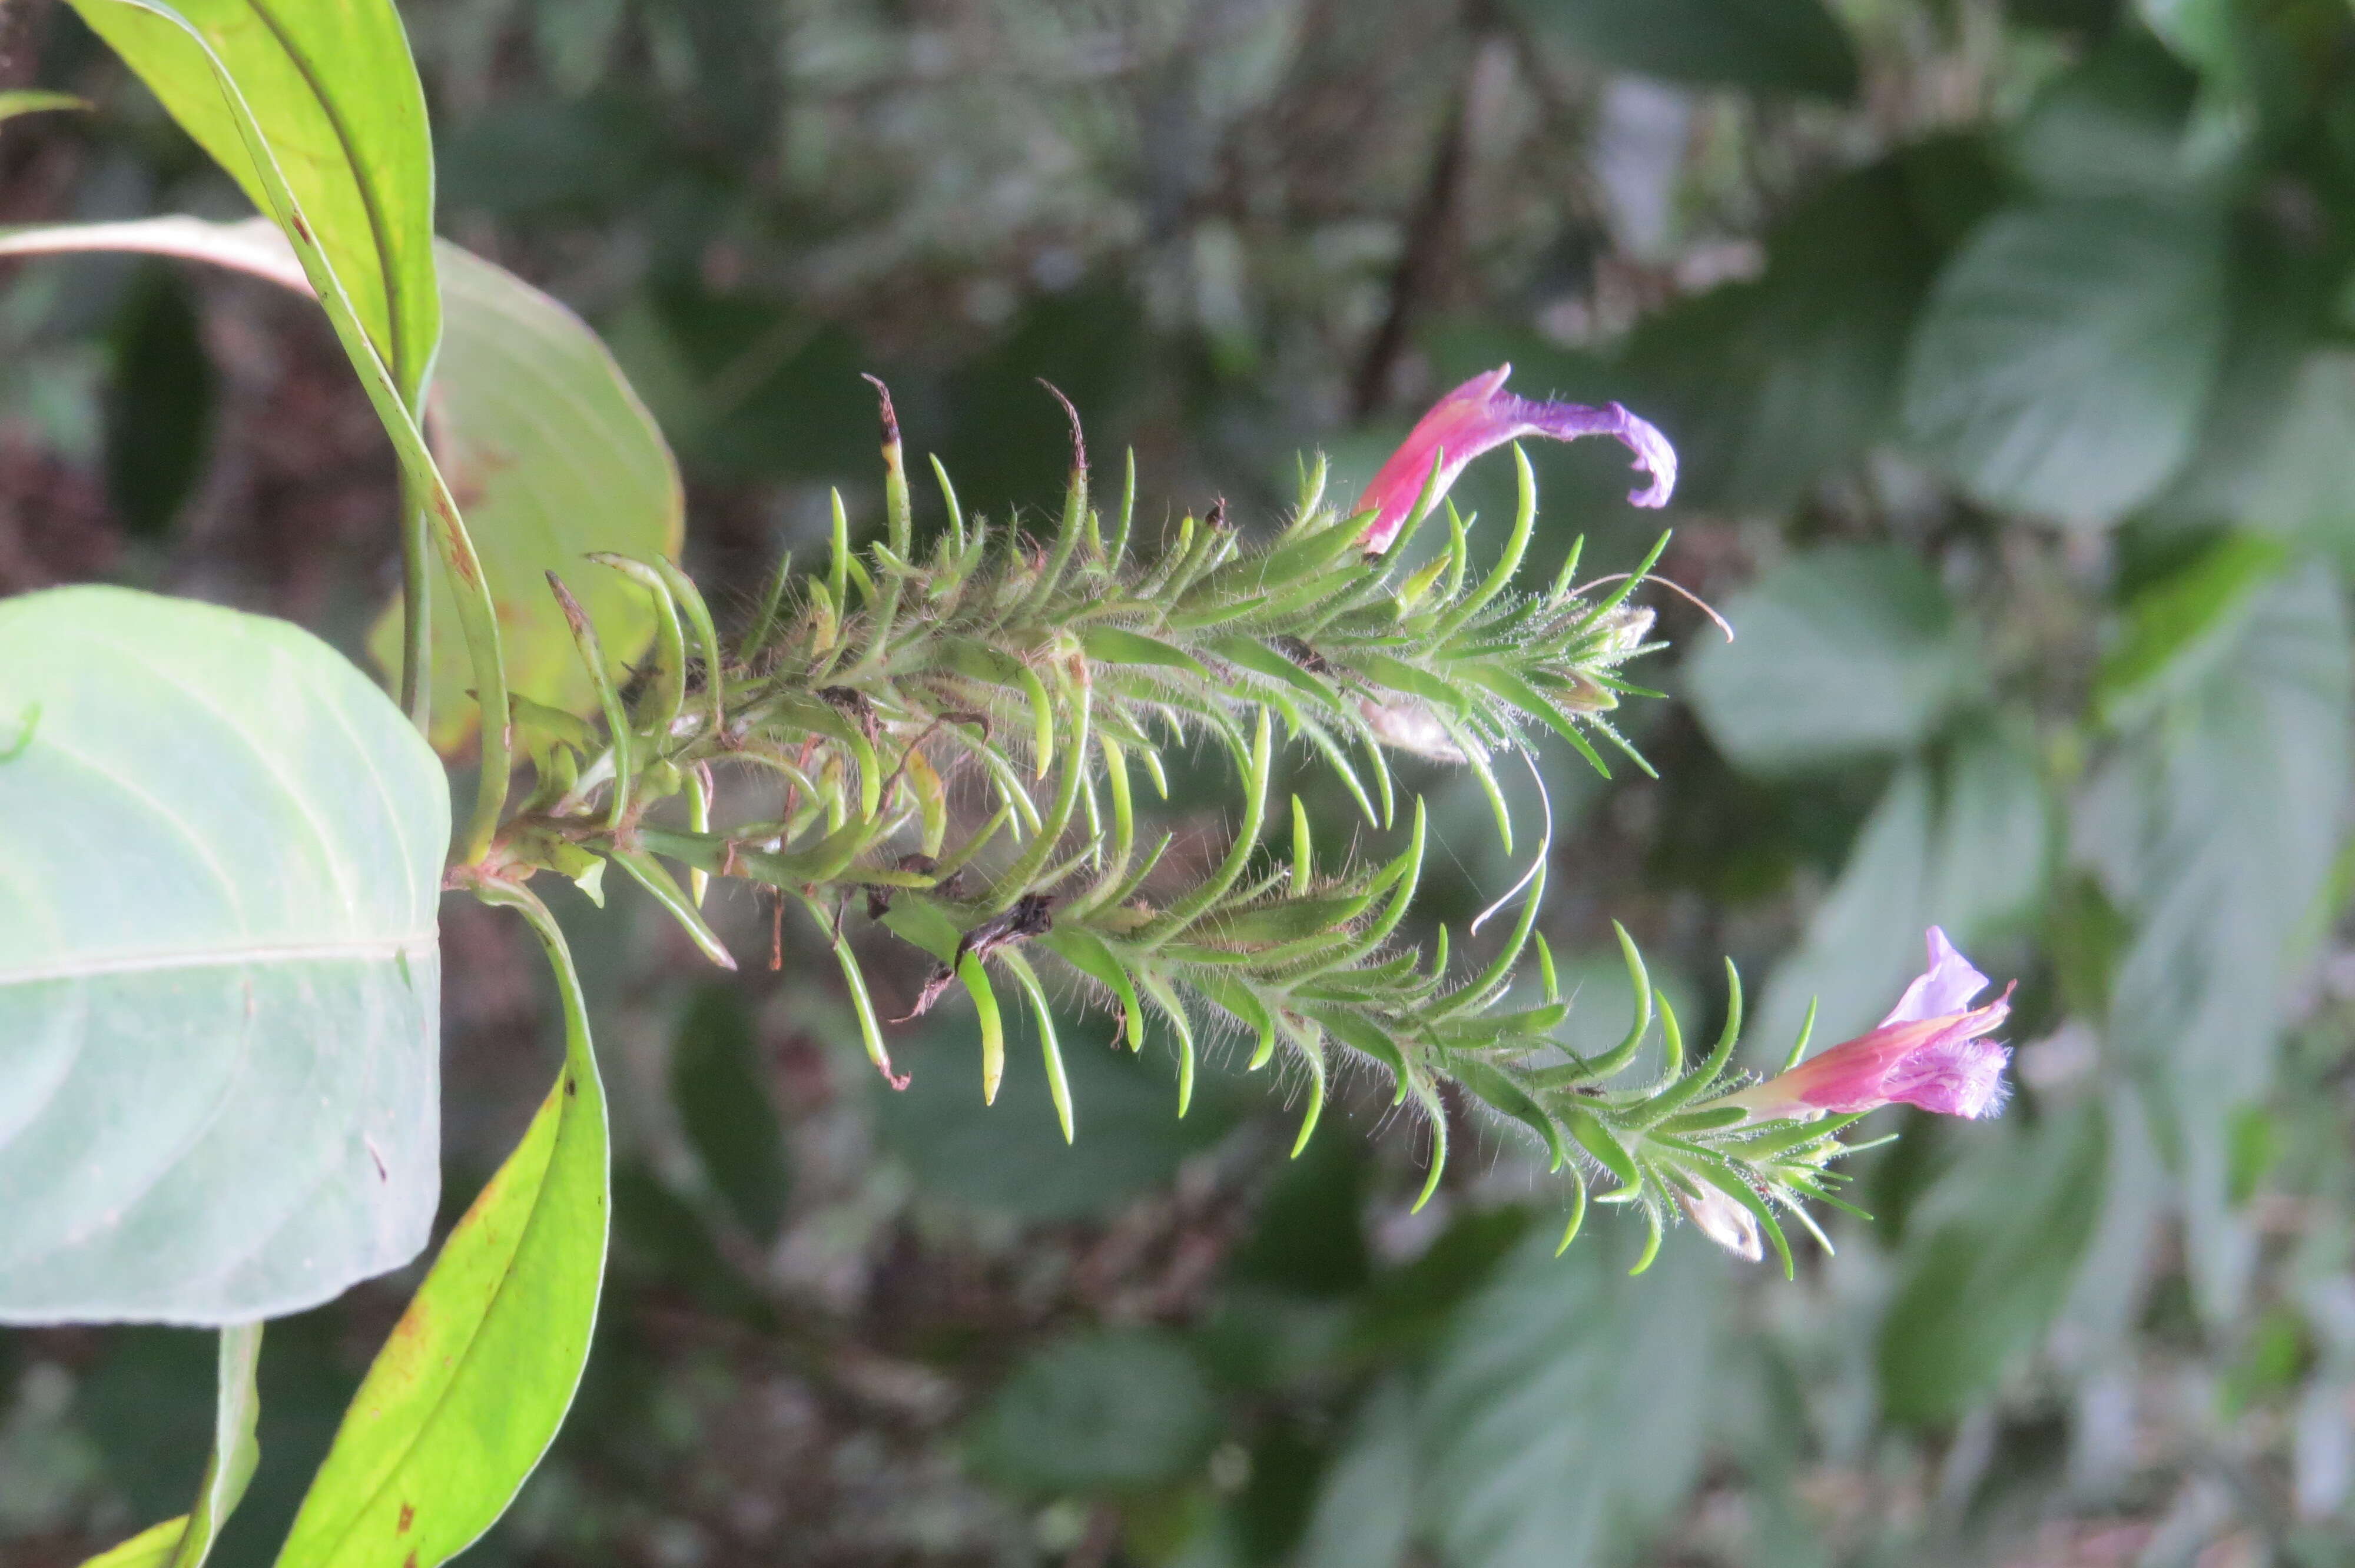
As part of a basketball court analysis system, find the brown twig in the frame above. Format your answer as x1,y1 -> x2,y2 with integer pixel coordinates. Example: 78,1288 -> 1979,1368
1352,15 -> 1482,420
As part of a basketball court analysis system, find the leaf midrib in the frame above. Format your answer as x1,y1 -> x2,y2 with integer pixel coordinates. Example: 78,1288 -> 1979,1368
0,934 -> 435,987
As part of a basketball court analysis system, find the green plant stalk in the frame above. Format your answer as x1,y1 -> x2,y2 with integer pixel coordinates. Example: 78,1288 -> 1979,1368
102,0 -> 512,861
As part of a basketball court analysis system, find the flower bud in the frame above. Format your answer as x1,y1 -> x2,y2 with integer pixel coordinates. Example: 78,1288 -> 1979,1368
1677,1179 -> 1763,1262
1724,928 -> 2013,1122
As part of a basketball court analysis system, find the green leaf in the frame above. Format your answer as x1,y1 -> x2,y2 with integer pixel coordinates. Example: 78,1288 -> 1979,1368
0,216 -> 682,755
1511,0 -> 1859,99
1902,197 -> 2230,526
669,986 -> 789,1243
966,1328 -> 1222,1494
1624,154 -> 1970,512
372,241 -> 682,749
1751,723 -> 2050,1057
274,883 -> 607,1568
64,0 -> 439,409
2009,32 -> 2202,202
2094,529 -> 2287,723
1877,1100 -> 2109,1424
1296,1376 -> 1416,1568
1415,1225 -> 1725,1567
2092,568 -> 2351,1320
78,1520 -> 188,1568
2244,350 -> 2355,572
0,587 -> 446,1323
2137,0 -> 2246,85
1684,545 -> 1982,774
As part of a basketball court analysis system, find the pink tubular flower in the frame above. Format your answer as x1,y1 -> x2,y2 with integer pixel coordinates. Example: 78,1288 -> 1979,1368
1354,365 -> 1677,553
1726,928 -> 2014,1122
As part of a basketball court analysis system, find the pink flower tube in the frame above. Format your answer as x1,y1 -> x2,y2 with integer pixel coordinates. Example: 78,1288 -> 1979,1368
1726,928 -> 2014,1122
1354,365 -> 1677,553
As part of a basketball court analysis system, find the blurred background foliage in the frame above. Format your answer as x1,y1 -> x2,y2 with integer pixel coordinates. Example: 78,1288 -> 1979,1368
8,0 -> 2355,1563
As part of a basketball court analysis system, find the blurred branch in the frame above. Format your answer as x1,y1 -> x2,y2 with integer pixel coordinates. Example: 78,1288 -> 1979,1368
1352,9 -> 1482,420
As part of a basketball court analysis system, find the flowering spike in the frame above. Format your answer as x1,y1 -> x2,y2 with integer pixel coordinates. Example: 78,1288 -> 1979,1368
1356,366 -> 1677,553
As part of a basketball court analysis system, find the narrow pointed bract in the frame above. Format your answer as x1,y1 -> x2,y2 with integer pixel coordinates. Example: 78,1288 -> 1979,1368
1355,365 -> 1678,553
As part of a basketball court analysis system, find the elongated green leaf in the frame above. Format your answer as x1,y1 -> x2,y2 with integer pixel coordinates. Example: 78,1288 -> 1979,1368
79,1522 -> 187,1568
0,587 -> 446,1324
1902,197 -> 2230,526
274,883 -> 608,1568
0,217 -> 682,753
64,0 -> 438,407
1079,625 -> 1210,679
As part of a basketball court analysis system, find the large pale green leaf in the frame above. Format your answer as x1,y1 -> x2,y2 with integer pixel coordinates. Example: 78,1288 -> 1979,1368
1414,1223 -> 1724,1568
1902,198 -> 2230,526
1877,1099 -> 2110,1424
64,0 -> 439,407
0,217 -> 679,751
2091,567 -> 2351,1320
274,884 -> 608,1568
0,587 -> 446,1324
1512,0 -> 1859,99
1684,544 -> 1984,774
